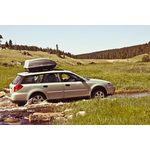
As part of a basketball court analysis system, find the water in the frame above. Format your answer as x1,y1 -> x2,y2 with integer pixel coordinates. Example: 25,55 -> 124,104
114,92 -> 150,98
1,92 -> 150,125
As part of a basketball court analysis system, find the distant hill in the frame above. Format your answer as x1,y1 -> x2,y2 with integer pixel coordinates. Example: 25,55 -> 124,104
74,42 -> 150,59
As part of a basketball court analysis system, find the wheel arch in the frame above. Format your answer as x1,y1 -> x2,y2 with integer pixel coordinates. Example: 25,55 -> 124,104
28,91 -> 47,100
91,86 -> 107,98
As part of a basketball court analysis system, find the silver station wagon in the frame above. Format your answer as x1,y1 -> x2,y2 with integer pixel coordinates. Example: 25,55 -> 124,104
9,70 -> 115,104
9,58 -> 115,105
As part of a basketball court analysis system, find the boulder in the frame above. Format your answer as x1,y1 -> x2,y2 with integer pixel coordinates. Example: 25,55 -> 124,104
67,114 -> 73,120
89,62 -> 96,64
4,118 -> 19,122
8,122 -> 21,125
0,91 -> 6,98
63,108 -> 73,113
76,111 -> 86,117
29,112 -> 64,123
77,62 -> 83,65
3,88 -> 10,93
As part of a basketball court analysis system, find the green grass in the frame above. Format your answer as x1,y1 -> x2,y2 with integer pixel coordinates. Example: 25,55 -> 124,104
0,65 -> 24,90
61,62 -> 150,93
55,96 -> 150,125
0,49 -> 150,93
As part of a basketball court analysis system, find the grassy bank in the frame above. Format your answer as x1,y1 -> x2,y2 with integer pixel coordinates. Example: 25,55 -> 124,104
55,96 -> 150,125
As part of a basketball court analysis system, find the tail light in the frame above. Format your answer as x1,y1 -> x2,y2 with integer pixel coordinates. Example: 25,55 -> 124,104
108,83 -> 113,86
14,84 -> 23,92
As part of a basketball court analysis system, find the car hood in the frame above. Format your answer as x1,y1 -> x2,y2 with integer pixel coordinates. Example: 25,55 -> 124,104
87,79 -> 109,84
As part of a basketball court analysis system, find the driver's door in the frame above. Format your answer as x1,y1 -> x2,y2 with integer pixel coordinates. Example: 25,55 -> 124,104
59,73 -> 89,98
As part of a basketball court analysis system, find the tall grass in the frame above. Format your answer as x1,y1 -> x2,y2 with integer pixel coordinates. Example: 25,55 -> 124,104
61,62 -> 150,93
0,65 -> 24,90
57,96 -> 150,125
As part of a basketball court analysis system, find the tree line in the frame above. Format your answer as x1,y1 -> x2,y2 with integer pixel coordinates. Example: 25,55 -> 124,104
1,34 -> 150,60
74,42 -> 150,59
0,38 -> 73,58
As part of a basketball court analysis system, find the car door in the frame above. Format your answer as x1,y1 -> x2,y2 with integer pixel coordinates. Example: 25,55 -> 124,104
59,73 -> 89,98
42,73 -> 64,99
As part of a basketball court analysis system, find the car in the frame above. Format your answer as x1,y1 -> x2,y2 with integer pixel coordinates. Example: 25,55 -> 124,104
9,69 -> 115,105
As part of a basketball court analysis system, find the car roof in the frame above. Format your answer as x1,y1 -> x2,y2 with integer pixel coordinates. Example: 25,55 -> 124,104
18,70 -> 72,76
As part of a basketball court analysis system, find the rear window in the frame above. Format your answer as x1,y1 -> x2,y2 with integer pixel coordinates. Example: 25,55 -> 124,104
12,75 -> 22,84
21,74 -> 44,84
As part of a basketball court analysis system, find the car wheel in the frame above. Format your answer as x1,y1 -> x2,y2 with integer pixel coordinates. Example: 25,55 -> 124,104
30,93 -> 45,104
92,89 -> 106,99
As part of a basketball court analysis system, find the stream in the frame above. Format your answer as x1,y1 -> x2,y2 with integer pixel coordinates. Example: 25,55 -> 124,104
1,92 -> 150,125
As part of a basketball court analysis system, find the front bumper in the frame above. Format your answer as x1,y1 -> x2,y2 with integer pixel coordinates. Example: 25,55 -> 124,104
107,86 -> 115,95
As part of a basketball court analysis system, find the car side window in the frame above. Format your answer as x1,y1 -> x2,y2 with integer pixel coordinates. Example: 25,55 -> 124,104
60,73 -> 79,82
22,74 -> 44,84
44,73 -> 59,83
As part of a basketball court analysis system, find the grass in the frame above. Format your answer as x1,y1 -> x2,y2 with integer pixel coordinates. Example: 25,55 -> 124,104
0,49 -> 150,93
61,62 -> 150,93
55,96 -> 150,125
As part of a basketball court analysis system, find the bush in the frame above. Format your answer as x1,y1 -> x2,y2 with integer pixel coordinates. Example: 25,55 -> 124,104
142,55 -> 150,62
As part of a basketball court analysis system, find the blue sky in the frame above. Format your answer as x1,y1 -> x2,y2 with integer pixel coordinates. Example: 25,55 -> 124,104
1,25 -> 150,55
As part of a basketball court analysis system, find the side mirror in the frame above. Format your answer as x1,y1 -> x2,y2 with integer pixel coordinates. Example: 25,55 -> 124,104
75,78 -> 85,82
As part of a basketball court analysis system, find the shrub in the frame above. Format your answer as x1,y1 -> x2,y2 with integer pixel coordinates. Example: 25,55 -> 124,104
142,55 -> 150,62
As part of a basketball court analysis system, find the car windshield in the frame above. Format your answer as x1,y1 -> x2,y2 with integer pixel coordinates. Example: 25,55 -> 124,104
12,75 -> 22,84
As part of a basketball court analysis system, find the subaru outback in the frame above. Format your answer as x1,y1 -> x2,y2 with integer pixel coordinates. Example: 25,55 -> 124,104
9,70 -> 115,104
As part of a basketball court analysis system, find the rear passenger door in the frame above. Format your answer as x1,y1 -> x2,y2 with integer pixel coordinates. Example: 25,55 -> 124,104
42,73 -> 64,100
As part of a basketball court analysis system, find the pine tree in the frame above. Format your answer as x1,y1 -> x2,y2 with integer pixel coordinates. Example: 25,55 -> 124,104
5,41 -> 9,48
9,40 -> 13,49
0,35 -> 3,45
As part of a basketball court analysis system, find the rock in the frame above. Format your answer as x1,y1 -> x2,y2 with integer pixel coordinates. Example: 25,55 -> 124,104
63,108 -> 72,113
89,62 -> 96,64
77,62 -> 83,65
22,51 -> 32,56
67,114 -> 73,120
17,62 -> 21,65
3,88 -> 10,93
4,118 -> 18,122
0,99 -> 17,108
0,91 -> 6,98
29,112 -> 64,123
55,117 -> 66,122
24,98 -> 33,106
76,111 -> 86,117
0,116 -> 3,121
8,122 -> 21,125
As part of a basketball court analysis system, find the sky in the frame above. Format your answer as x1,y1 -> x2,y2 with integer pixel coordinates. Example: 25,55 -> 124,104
1,25 -> 150,55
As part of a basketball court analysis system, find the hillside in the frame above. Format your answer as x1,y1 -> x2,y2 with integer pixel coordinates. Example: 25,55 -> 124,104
75,42 -> 150,59
0,49 -> 144,68
0,49 -> 143,68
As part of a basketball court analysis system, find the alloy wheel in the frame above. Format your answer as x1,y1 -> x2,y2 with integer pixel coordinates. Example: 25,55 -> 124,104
32,95 -> 45,104
94,91 -> 105,99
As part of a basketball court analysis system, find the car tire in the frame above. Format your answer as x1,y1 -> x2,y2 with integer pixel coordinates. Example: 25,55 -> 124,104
30,93 -> 46,104
92,89 -> 106,99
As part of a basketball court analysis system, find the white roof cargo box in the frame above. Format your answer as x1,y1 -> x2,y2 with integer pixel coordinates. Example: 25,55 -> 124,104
24,58 -> 57,72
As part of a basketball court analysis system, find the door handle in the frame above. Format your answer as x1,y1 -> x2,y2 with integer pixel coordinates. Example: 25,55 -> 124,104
43,85 -> 48,88
65,84 -> 70,87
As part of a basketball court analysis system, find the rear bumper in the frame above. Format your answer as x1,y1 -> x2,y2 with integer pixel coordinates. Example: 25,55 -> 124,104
9,92 -> 27,102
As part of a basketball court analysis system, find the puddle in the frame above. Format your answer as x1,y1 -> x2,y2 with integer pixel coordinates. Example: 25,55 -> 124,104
114,92 -> 150,98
